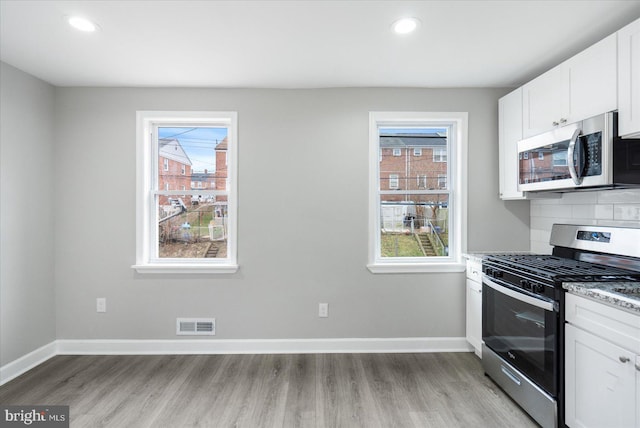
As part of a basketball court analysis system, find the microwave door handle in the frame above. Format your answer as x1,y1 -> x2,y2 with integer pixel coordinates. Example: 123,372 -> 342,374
567,128 -> 583,185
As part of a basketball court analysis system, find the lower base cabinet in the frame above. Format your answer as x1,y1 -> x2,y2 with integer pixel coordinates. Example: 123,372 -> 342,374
565,324 -> 638,428
465,256 -> 483,357
564,293 -> 640,428
466,277 -> 482,357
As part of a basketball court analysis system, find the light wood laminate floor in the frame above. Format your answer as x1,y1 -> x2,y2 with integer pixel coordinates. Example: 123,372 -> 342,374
0,353 -> 538,427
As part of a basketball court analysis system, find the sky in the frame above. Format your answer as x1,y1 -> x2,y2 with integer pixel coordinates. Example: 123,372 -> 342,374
381,127 -> 447,135
159,127 -> 227,172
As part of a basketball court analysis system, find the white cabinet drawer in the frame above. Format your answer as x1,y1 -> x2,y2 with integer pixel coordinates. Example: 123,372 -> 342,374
565,293 -> 640,354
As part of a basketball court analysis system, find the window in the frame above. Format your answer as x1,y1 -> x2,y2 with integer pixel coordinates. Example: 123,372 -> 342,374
433,147 -> 447,162
553,152 -> 567,166
389,174 -> 400,190
369,112 -> 467,273
413,148 -> 422,156
438,174 -> 447,189
392,148 -> 402,156
134,111 -> 238,273
538,151 -> 544,160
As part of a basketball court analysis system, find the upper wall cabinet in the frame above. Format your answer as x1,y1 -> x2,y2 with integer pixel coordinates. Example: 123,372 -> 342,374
618,18 -> 640,138
522,64 -> 569,139
522,34 -> 617,139
499,88 -> 525,200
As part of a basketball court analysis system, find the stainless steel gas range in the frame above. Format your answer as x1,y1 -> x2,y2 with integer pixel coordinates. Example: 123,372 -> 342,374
481,224 -> 640,428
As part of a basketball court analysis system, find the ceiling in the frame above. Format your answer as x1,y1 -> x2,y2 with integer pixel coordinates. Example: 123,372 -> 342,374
1,0 -> 640,89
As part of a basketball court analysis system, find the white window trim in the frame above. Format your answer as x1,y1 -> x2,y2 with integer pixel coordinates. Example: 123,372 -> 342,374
368,111 -> 467,273
133,111 -> 238,274
413,148 -> 422,156
392,148 -> 402,156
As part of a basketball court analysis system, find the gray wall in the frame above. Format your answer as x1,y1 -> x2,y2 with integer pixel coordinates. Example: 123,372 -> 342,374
52,86 -> 530,341
0,63 -> 56,365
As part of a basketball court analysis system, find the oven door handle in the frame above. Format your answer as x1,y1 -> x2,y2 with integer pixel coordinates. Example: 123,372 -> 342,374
483,275 -> 556,312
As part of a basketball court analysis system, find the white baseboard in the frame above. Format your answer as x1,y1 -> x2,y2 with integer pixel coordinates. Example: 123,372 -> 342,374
0,341 -> 57,386
1,337 -> 472,385
57,337 -> 472,355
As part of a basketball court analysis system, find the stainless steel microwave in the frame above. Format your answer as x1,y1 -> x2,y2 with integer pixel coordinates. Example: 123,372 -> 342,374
517,112 -> 640,192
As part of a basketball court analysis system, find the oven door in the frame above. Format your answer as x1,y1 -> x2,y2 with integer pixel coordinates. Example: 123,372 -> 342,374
482,275 -> 559,396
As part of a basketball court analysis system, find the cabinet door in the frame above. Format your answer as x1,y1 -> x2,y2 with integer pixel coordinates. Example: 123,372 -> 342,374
618,18 -> 640,138
565,324 -> 636,428
568,33 -> 617,124
637,355 -> 640,428
465,278 -> 482,357
498,88 -> 525,199
522,65 -> 569,138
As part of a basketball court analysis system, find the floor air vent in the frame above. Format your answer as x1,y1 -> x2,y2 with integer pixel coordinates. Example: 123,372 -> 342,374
176,318 -> 216,336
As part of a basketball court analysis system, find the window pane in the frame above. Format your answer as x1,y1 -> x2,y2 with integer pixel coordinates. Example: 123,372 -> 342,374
156,126 -> 229,260
379,194 -> 449,258
379,129 -> 448,191
158,127 -> 227,194
157,195 -> 228,259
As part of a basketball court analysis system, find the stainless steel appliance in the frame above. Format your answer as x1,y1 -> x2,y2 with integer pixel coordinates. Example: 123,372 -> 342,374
517,112 -> 640,192
482,224 -> 640,428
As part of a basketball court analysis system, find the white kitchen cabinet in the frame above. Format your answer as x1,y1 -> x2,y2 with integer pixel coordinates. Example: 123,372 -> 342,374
567,33 -> 617,124
565,324 -> 637,428
522,64 -> 569,138
498,88 -> 525,200
465,256 -> 482,357
637,354 -> 640,428
564,293 -> 640,428
522,34 -> 617,139
618,18 -> 640,138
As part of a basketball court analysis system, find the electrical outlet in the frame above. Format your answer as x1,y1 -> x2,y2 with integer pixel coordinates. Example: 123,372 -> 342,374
318,302 -> 329,318
96,297 -> 106,313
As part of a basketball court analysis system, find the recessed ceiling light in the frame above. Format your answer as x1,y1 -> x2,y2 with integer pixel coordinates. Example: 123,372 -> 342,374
392,17 -> 420,35
67,16 -> 98,32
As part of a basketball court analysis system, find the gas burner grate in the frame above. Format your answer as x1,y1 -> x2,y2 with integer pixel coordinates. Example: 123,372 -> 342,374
484,254 -> 640,280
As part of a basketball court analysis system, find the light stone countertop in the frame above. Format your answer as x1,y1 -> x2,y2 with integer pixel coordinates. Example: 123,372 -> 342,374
563,282 -> 640,314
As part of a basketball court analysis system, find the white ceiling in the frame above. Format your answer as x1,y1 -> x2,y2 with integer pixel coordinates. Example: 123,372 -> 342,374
1,0 -> 640,88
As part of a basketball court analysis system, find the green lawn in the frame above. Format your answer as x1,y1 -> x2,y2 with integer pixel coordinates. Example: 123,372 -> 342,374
380,233 -> 423,257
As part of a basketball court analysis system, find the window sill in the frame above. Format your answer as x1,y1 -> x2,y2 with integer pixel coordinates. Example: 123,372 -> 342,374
367,262 -> 465,274
132,264 -> 239,274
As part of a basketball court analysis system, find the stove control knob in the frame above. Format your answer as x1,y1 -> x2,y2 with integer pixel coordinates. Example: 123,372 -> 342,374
493,270 -> 503,278
533,283 -> 545,293
484,267 -> 493,276
519,279 -> 530,289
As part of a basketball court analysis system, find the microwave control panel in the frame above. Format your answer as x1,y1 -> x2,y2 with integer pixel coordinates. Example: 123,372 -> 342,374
581,132 -> 602,177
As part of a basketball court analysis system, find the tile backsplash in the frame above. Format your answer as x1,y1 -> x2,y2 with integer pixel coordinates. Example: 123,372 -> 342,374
530,188 -> 640,253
